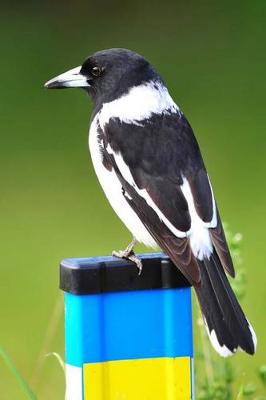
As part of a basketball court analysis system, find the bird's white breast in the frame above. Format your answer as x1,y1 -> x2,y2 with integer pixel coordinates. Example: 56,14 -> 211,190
88,116 -> 157,248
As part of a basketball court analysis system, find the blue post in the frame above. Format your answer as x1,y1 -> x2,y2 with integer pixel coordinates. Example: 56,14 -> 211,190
60,252 -> 194,400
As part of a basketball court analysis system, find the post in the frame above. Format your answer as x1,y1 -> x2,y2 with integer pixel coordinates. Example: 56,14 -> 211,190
60,252 -> 194,400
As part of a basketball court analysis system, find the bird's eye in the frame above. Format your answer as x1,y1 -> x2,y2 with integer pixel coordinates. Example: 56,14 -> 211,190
91,66 -> 102,77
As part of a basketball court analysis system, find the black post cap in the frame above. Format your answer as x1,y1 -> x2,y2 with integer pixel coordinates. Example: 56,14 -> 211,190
60,252 -> 190,295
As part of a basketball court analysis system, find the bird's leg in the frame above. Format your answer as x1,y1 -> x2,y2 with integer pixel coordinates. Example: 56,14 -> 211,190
112,238 -> 143,275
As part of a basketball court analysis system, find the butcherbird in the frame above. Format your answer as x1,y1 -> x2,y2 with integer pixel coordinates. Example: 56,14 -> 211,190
45,48 -> 257,357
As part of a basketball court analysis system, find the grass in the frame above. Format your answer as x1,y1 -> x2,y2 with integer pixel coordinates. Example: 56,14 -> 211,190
0,347 -> 37,400
0,348 -> 65,400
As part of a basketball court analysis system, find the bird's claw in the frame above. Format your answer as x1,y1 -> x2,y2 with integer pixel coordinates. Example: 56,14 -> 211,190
127,253 -> 143,275
112,249 -> 143,275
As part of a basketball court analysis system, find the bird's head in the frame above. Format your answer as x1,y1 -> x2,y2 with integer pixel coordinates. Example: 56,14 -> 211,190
44,48 -> 159,107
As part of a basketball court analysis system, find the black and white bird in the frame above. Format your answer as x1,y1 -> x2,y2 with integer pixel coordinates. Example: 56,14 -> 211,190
45,48 -> 257,357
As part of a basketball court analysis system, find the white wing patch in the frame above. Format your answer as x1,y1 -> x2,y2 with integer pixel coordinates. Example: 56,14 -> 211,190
180,177 -> 215,260
98,80 -> 181,129
206,177 -> 218,228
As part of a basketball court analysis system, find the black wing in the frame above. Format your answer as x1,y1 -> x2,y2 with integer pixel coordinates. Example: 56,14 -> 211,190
99,112 -> 234,284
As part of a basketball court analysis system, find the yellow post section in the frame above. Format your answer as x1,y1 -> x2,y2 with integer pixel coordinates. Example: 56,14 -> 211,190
83,356 -> 191,400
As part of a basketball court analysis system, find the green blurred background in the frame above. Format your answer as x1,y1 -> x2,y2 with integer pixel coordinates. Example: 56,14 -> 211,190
0,1 -> 265,398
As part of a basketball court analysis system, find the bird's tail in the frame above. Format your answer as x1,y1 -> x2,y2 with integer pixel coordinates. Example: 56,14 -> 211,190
195,250 -> 257,356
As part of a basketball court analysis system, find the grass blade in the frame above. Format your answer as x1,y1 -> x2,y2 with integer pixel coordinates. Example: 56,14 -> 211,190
0,347 -> 37,400
45,352 -> 65,374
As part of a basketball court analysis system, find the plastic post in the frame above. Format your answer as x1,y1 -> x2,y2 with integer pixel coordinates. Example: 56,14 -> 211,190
60,252 -> 194,400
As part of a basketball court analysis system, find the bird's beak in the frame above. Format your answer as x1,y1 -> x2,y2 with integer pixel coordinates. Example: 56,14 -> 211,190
44,66 -> 90,89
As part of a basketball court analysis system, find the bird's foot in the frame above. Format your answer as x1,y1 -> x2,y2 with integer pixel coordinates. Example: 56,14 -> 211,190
112,238 -> 143,275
